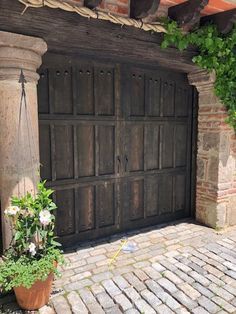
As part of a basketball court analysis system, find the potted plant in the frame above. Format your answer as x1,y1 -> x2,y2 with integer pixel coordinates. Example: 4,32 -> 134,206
0,181 -> 64,310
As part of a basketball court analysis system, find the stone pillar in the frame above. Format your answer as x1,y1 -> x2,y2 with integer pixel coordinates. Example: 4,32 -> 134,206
188,70 -> 236,229
0,31 -> 47,249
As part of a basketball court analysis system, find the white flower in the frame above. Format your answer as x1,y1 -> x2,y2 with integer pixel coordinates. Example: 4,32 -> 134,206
28,242 -> 36,256
39,209 -> 52,226
4,206 -> 20,216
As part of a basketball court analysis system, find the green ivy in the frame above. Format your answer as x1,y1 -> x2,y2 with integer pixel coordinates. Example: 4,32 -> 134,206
161,20 -> 236,131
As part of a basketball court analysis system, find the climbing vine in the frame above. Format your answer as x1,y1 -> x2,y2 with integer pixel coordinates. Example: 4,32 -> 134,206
161,20 -> 236,131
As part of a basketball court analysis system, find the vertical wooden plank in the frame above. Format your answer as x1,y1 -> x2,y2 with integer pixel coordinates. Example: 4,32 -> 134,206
129,179 -> 144,220
39,124 -> 51,180
158,175 -> 173,215
145,125 -> 159,170
146,75 -> 161,116
77,125 -> 95,177
50,124 -> 56,182
130,71 -> 145,116
145,176 -> 159,217
78,186 -> 95,231
98,125 -> 115,175
97,183 -> 115,227
162,80 -> 175,117
75,66 -> 94,115
38,69 -> 49,114
162,124 -> 174,169
175,86 -> 188,117
174,174 -> 186,212
94,66 -> 114,116
175,124 -> 187,167
54,125 -> 74,179
55,189 -> 75,236
128,125 -> 144,172
50,67 -> 73,114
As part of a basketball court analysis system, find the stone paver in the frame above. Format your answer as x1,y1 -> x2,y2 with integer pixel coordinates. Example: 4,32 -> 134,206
1,219 -> 236,314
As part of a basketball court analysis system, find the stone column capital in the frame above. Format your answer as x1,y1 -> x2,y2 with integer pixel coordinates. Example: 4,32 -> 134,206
188,69 -> 216,93
0,31 -> 47,82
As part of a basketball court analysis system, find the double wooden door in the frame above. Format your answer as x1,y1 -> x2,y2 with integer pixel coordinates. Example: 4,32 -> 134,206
38,54 -> 194,248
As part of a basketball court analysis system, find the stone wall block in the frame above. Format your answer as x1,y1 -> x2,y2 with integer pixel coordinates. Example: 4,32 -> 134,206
207,156 -> 219,183
203,133 -> 219,152
197,158 -> 205,180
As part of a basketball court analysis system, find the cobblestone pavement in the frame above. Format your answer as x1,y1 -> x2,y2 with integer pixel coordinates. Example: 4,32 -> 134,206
1,219 -> 236,314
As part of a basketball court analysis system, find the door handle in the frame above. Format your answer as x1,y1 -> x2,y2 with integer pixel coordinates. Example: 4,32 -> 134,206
117,156 -> 121,174
124,155 -> 129,172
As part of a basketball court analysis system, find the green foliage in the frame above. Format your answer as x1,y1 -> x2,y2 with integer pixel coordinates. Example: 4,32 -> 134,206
0,248 -> 63,291
162,20 -> 236,131
0,181 -> 64,291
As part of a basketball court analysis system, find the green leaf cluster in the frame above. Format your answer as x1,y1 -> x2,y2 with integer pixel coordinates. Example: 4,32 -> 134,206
162,20 -> 236,131
0,248 -> 63,291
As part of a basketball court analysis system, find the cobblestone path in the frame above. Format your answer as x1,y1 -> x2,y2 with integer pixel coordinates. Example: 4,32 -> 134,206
1,219 -> 236,313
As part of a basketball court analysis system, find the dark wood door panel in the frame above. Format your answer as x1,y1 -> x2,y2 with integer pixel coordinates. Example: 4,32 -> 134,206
39,121 -> 117,182
75,66 -> 94,115
38,53 -> 195,248
95,66 -> 115,116
145,125 -> 160,171
54,188 -> 76,237
123,66 -> 191,120
54,125 -> 74,180
121,172 -> 188,229
161,124 -> 174,169
52,181 -> 119,247
98,126 -> 115,176
77,185 -> 95,232
126,125 -> 144,173
38,59 -> 117,119
77,125 -> 95,178
121,65 -> 193,231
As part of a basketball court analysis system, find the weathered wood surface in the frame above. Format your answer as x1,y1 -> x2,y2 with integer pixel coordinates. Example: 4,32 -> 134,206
38,54 -> 194,246
0,0 -> 198,73
201,8 -> 236,34
169,0 -> 209,31
130,0 -> 160,19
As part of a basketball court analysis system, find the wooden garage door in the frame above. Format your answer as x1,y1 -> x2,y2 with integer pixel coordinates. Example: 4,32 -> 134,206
38,54 -> 194,248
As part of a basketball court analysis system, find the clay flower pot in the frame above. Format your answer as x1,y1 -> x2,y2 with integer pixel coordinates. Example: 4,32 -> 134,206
14,273 -> 54,310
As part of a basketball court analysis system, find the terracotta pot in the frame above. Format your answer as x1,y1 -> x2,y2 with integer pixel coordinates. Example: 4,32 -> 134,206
14,272 -> 54,310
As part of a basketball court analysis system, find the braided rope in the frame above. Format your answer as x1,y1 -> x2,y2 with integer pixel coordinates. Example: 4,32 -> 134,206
19,0 -> 166,33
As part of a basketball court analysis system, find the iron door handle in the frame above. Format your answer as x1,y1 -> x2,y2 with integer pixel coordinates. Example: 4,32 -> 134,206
124,155 -> 129,172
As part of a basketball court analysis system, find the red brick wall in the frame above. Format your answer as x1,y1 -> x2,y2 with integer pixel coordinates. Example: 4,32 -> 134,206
98,0 -> 130,17
71,0 -> 130,17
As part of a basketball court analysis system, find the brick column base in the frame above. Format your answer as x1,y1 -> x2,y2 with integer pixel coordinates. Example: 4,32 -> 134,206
188,70 -> 236,229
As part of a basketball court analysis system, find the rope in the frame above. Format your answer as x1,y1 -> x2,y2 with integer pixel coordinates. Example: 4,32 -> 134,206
19,0 -> 166,33
108,238 -> 128,268
18,70 -> 37,197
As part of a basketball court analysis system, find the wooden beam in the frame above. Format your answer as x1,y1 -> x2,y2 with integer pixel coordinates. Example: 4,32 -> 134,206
130,0 -> 160,19
0,0 -> 198,73
168,0 -> 209,31
200,9 -> 236,34
84,0 -> 102,9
